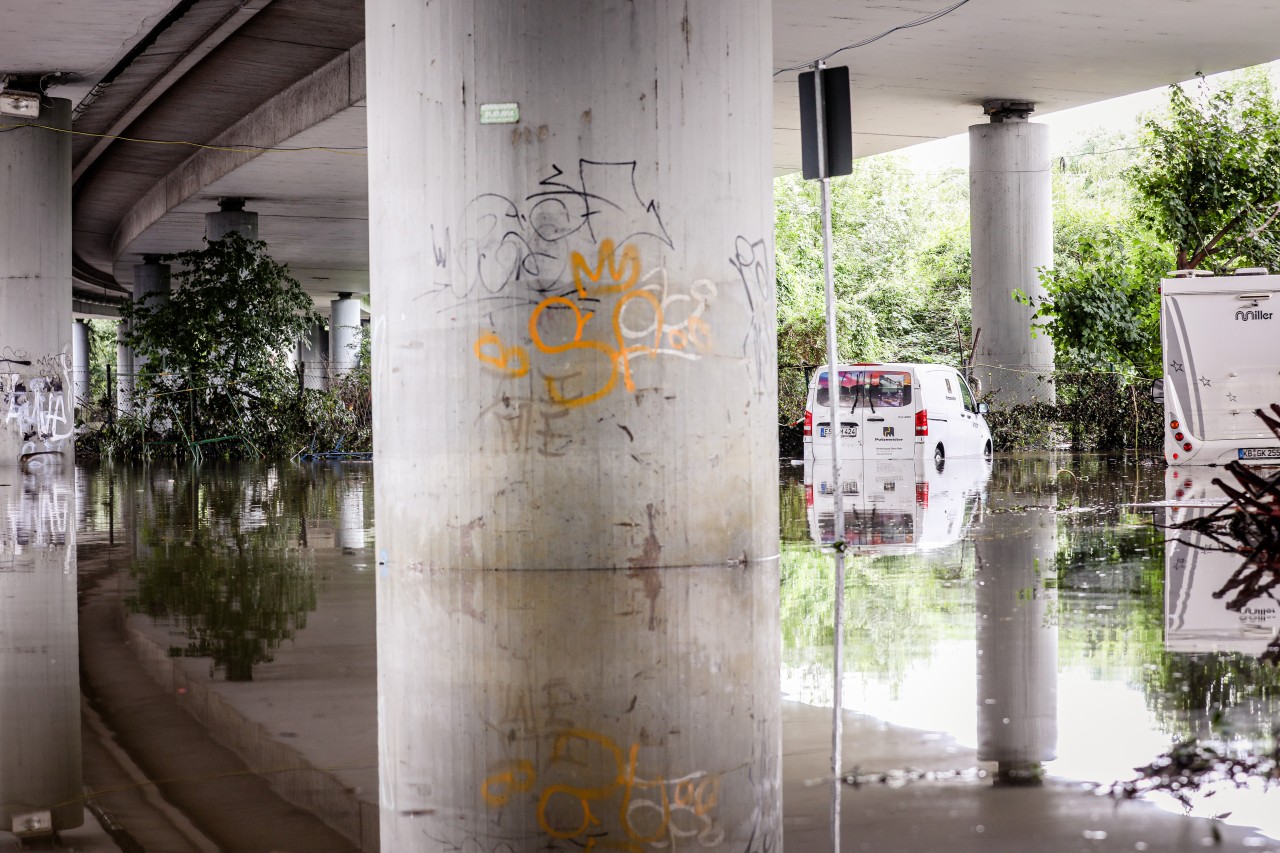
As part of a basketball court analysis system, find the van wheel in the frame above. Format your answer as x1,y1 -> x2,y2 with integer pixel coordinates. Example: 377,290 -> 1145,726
933,443 -> 945,471
983,441 -> 993,462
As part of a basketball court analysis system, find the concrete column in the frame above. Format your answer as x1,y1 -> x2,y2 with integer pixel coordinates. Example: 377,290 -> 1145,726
298,322 -> 328,390
329,293 -> 362,379
115,320 -> 133,416
975,500 -> 1058,784
128,257 -> 171,405
205,197 -> 258,242
0,98 -> 72,463
970,105 -> 1055,405
0,471 -> 82,834
336,472 -> 366,552
367,2 -> 779,849
71,319 -> 90,411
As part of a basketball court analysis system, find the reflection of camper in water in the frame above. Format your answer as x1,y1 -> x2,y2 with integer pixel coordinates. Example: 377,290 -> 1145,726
1162,468 -> 1280,654
804,456 -> 989,555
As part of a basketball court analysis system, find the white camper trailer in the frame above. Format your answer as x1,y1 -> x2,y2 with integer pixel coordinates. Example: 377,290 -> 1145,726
1159,269 -> 1280,465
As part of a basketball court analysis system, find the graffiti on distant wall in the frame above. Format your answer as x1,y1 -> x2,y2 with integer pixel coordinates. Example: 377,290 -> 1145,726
480,728 -> 727,851
1,349 -> 74,457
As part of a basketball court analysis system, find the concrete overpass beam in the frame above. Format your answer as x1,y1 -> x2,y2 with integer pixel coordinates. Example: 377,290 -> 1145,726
0,98 -> 73,463
367,0 -> 780,849
970,108 -> 1055,405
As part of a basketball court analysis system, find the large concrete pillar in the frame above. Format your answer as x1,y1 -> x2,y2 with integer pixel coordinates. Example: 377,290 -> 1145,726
0,98 -> 73,463
367,2 -> 779,850
115,320 -> 133,416
71,319 -> 90,411
205,197 -> 258,242
329,293 -> 362,379
0,471 -> 82,834
975,499 -> 1058,784
970,103 -> 1055,405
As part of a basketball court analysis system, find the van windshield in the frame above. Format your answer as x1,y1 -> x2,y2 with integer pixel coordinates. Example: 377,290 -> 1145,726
816,370 -> 913,409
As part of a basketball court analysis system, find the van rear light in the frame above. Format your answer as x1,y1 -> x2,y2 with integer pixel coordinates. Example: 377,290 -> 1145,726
915,409 -> 928,436
805,485 -> 813,506
804,410 -> 812,436
1183,442 -> 1193,451
915,482 -> 929,507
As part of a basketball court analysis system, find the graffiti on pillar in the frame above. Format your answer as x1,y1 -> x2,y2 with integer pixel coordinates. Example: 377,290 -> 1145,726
477,394 -> 574,457
428,159 -> 674,302
730,236 -> 773,398
0,474 -> 72,553
1,350 -> 74,455
479,727 -> 727,850
472,239 -> 717,410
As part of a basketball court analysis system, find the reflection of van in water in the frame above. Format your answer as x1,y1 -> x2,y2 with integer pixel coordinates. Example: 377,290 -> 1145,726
1158,270 -> 1280,465
803,363 -> 992,469
804,455 -> 989,555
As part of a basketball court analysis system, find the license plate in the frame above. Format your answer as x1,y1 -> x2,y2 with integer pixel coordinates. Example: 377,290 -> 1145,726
818,426 -> 857,438
1239,447 -> 1280,460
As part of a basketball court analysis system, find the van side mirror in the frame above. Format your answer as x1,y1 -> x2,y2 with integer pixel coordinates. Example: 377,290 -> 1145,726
1149,379 -> 1164,403
977,402 -> 989,415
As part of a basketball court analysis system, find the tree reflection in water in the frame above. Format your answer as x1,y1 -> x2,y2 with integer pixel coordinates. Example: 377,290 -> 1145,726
125,465 -> 326,681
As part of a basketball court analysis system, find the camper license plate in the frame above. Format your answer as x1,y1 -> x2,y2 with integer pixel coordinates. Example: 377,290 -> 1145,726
1239,447 -> 1280,460
819,425 -> 858,438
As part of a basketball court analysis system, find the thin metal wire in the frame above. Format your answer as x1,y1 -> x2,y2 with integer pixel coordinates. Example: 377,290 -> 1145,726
774,0 -> 975,77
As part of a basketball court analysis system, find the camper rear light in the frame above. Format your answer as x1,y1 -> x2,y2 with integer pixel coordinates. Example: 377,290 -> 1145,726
1183,442 -> 1193,452
1174,432 -> 1184,441
915,409 -> 928,436
804,410 -> 812,436
805,484 -> 813,506
1170,419 -> 1180,430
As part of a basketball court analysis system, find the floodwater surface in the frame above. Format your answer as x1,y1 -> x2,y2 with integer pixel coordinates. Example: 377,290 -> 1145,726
1,454 -> 1277,850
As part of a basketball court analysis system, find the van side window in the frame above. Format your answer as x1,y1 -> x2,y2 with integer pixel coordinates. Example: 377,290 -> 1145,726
957,375 -> 977,412
944,377 -> 953,394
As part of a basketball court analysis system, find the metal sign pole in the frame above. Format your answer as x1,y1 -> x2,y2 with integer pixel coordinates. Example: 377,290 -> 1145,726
814,58 -> 847,853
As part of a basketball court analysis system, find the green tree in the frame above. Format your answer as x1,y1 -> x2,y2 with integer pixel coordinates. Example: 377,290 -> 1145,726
1132,72 -> 1280,271
120,233 -> 323,457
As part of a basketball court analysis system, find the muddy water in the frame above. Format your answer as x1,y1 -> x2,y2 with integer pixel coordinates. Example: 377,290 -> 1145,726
2,454 -> 1276,849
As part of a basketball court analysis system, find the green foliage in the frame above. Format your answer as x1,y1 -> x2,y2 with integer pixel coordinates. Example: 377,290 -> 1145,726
93,234 -> 371,460
1132,73 -> 1280,271
774,157 -> 971,424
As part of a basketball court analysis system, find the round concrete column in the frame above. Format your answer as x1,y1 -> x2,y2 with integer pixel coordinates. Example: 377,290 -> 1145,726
115,321 -> 134,415
970,115 -> 1055,405
298,322 -> 328,390
975,499 -> 1058,783
0,472 -> 82,833
129,257 -> 171,390
0,98 -> 72,463
367,1 -> 779,849
71,319 -> 90,411
329,293 -> 362,378
205,197 -> 258,242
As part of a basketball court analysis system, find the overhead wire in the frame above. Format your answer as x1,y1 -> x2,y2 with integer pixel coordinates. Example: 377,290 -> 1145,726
773,0 -> 975,77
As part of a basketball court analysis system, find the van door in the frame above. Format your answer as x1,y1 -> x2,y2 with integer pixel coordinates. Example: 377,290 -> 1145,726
857,369 -> 916,459
812,369 -> 862,457
954,370 -> 984,457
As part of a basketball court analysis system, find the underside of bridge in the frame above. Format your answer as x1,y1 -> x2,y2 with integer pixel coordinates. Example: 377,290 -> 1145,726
2,1 -> 1280,849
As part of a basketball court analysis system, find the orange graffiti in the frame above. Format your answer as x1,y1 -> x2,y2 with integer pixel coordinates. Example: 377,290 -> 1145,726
481,760 -> 536,807
478,726 -> 724,850
471,240 -> 715,410
572,239 -> 641,298
474,332 -> 530,377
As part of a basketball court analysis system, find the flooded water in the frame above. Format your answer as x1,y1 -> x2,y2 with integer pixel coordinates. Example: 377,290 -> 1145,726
1,454 -> 1278,849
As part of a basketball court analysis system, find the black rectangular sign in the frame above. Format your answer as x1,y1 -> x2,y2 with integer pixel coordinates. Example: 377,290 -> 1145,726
799,66 -> 853,180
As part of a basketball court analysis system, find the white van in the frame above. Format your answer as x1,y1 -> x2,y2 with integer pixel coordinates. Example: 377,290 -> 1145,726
1158,269 -> 1280,465
803,362 -> 992,469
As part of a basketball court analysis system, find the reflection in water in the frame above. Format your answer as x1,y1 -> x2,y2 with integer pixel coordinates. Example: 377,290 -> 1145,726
0,468 -> 81,835
124,465 -> 320,681
974,500 -> 1057,784
783,453 -> 1280,841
